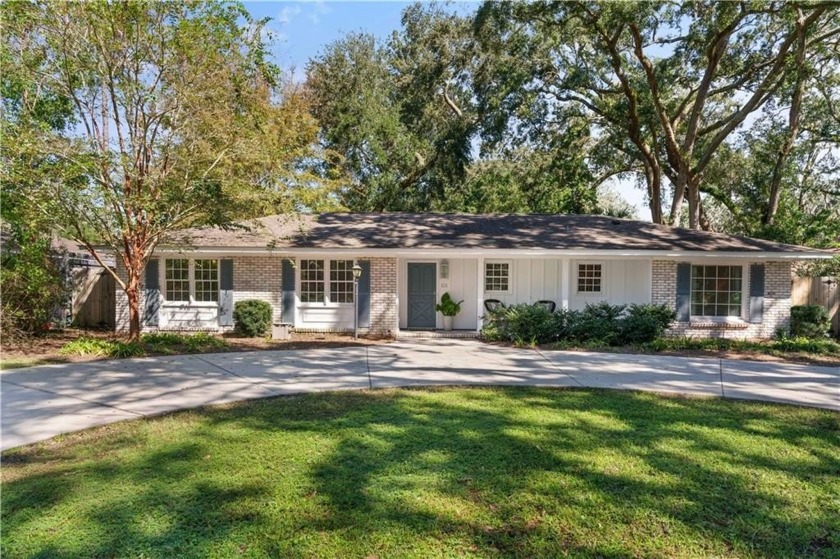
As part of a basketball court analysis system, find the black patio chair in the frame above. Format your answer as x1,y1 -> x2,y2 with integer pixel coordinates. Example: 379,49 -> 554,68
536,299 -> 557,313
483,299 -> 505,312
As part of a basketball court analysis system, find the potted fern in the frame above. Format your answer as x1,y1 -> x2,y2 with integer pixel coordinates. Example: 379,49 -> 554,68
435,292 -> 464,331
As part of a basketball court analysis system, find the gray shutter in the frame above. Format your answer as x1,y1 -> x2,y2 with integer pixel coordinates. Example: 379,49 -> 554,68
357,260 -> 371,328
218,259 -> 234,326
143,259 -> 160,327
749,264 -> 765,323
281,259 -> 295,324
675,263 -> 691,322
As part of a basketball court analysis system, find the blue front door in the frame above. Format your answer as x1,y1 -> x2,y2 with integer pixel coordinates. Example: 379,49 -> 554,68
407,263 -> 436,329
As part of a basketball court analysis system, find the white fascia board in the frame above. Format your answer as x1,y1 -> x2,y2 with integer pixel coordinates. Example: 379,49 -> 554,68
151,246 -> 832,260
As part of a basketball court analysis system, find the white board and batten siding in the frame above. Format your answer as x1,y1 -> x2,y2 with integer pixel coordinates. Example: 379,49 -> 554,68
482,258 -> 651,309
567,259 -> 651,310
397,257 -> 653,331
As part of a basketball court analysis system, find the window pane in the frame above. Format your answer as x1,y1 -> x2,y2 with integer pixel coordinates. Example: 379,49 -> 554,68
485,262 -> 510,292
194,259 -> 219,302
165,259 -> 190,302
577,263 -> 602,293
690,265 -> 743,318
300,259 -> 325,303
329,260 -> 355,303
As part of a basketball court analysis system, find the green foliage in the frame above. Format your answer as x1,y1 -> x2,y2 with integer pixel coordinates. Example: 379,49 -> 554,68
566,302 -> 628,345
790,305 -> 831,339
60,338 -> 145,358
141,332 -> 227,354
434,292 -> 464,317
644,336 -> 840,356
619,304 -> 677,345
795,256 -> 840,279
233,300 -> 273,337
2,0 -> 322,340
0,240 -> 68,340
482,303 -> 563,346
482,302 -> 674,346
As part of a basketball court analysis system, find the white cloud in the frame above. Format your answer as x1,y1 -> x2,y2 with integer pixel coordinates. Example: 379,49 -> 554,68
278,4 -> 301,25
307,0 -> 331,25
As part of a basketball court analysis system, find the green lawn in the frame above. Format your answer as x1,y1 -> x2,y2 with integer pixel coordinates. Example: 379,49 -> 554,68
2,388 -> 838,558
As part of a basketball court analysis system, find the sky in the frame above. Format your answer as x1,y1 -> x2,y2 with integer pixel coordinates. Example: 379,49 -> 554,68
242,1 -> 648,217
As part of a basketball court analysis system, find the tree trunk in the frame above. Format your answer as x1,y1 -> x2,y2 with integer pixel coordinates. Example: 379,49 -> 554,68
644,161 -> 663,224
125,269 -> 142,342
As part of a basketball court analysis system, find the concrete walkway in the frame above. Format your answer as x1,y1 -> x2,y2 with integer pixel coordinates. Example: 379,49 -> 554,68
2,339 -> 838,450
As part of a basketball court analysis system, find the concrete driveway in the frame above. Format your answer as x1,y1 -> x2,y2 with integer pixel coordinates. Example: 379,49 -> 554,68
2,339 -> 838,450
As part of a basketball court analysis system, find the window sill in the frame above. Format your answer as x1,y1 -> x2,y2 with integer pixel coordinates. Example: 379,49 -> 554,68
687,319 -> 750,330
161,302 -> 219,308
298,303 -> 354,308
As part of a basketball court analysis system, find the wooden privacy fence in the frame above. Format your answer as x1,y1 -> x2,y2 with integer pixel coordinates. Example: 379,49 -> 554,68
72,267 -> 116,328
792,276 -> 839,337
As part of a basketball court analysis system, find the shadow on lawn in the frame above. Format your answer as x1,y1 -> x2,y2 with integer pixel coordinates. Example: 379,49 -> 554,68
2,387 -> 839,558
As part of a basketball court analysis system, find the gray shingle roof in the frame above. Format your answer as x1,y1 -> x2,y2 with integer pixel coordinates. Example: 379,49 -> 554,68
164,213 -> 827,254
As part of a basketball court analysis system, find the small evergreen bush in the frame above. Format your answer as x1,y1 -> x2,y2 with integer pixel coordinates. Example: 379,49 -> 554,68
233,300 -> 273,337
482,303 -> 563,345
482,302 -> 675,346
618,304 -> 676,345
790,305 -> 830,339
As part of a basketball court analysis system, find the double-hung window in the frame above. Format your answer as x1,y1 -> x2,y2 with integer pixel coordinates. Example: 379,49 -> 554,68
690,265 -> 743,318
163,258 -> 219,303
577,263 -> 603,294
300,259 -> 355,304
485,261 -> 510,293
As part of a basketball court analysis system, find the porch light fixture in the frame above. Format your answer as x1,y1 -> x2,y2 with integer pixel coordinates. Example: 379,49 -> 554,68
352,262 -> 362,339
440,259 -> 449,279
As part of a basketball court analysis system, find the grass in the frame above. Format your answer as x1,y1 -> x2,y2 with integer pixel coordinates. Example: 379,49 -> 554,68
2,387 -> 838,558
56,332 -> 228,359
0,356 -> 71,370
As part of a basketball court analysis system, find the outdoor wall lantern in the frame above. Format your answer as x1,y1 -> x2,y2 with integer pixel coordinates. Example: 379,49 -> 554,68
440,259 -> 450,279
352,262 -> 363,339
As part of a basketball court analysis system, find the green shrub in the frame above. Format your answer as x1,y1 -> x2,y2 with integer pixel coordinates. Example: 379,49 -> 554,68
790,305 -> 830,339
233,300 -> 273,337
618,304 -> 676,345
482,302 -> 675,346
567,302 -> 626,344
482,303 -> 563,345
182,332 -> 227,352
770,336 -> 840,354
60,337 -> 145,358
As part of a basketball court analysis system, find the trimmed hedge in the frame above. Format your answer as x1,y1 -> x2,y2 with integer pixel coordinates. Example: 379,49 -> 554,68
790,305 -> 831,339
482,302 -> 675,346
233,299 -> 273,337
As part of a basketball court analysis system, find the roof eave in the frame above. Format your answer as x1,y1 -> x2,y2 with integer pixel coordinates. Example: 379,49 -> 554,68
150,246 -> 832,259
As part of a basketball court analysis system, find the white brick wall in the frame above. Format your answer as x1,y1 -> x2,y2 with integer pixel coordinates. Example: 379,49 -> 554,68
231,256 -> 284,325
369,257 -> 398,335
117,254 -> 398,336
651,259 -> 791,340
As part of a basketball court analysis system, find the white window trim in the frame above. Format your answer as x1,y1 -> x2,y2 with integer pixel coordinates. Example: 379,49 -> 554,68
298,258 -> 356,307
484,259 -> 513,294
161,258 -> 220,307
688,263 -> 747,322
575,260 -> 606,296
